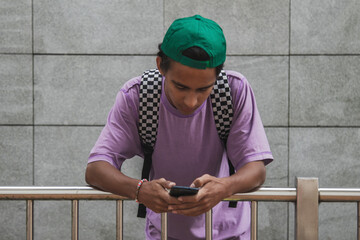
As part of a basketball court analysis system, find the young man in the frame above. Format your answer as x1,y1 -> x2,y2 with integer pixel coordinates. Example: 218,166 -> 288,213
86,15 -> 273,239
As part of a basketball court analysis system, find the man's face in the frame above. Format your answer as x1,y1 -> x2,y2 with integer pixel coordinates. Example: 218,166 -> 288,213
157,58 -> 217,115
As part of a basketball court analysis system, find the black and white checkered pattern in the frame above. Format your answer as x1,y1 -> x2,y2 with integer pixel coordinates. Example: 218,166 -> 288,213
139,69 -> 163,148
210,70 -> 233,140
139,69 -> 233,147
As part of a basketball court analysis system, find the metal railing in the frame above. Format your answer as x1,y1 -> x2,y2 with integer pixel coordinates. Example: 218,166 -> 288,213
1,178 -> 360,240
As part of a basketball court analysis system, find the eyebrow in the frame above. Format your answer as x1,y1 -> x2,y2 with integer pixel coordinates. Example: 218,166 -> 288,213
171,80 -> 214,90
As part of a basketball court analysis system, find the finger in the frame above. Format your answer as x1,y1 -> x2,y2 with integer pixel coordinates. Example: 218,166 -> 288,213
166,196 -> 183,205
168,202 -> 199,211
191,174 -> 213,188
172,204 -> 210,216
178,194 -> 200,203
157,178 -> 176,189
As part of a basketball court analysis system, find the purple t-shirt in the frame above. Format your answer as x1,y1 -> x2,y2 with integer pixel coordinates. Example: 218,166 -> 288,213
88,70 -> 273,239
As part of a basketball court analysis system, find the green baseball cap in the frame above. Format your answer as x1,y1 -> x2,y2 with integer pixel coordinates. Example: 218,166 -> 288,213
161,15 -> 226,69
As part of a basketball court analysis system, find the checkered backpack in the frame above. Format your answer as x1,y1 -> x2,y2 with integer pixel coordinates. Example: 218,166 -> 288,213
137,69 -> 237,218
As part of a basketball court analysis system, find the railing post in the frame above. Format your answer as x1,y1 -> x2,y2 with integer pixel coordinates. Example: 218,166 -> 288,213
358,202 -> 360,240
26,200 -> 33,240
161,212 -> 168,240
205,209 -> 212,240
296,178 -> 318,240
251,201 -> 258,240
116,200 -> 123,240
71,200 -> 79,240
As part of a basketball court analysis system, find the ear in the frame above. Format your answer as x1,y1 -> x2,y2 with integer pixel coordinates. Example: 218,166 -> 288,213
156,56 -> 164,75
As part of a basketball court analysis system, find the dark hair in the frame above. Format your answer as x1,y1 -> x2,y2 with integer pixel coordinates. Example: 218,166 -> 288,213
157,44 -> 224,77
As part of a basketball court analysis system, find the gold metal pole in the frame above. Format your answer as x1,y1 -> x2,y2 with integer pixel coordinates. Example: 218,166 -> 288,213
116,200 -> 123,240
161,212 -> 168,240
71,200 -> 79,240
296,178 -> 319,240
251,201 -> 258,240
205,209 -> 212,240
26,200 -> 33,240
357,202 -> 360,240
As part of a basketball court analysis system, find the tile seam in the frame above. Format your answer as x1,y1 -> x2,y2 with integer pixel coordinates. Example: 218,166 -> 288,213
32,0 -> 35,186
288,0 -> 292,238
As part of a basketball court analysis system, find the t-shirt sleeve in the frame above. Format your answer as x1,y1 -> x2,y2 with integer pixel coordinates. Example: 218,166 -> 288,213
87,82 -> 142,169
226,73 -> 273,170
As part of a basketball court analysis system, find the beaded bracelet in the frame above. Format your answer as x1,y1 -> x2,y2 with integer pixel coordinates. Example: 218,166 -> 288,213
135,179 -> 148,203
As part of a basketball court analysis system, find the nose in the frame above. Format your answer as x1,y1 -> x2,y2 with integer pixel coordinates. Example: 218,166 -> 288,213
184,92 -> 198,110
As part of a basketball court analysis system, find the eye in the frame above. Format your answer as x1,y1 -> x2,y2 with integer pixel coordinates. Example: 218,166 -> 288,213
197,87 -> 210,92
175,85 -> 186,90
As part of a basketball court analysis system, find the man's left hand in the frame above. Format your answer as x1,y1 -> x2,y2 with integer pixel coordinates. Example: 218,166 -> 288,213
168,174 -> 231,216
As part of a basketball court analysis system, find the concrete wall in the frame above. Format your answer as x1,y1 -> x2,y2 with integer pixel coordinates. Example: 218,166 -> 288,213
1,0 -> 359,239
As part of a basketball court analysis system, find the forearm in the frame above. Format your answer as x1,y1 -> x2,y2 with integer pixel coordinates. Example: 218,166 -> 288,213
223,160 -> 266,196
85,161 -> 139,199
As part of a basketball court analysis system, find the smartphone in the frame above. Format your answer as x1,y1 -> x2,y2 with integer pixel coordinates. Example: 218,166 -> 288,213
169,186 -> 199,197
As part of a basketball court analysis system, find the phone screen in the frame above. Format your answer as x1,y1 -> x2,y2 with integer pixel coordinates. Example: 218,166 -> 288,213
169,186 -> 199,197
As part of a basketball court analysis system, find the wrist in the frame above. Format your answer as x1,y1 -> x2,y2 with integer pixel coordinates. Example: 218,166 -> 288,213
221,176 -> 236,197
135,179 -> 148,203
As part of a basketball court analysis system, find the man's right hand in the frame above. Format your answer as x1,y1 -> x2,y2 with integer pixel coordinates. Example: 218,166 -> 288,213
137,178 -> 182,213
86,162 -> 182,213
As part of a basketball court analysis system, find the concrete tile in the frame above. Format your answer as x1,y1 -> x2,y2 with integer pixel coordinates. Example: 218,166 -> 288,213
121,155 -> 144,179
0,55 -> 33,124
290,56 -> 360,126
264,128 -> 288,187
123,201 -> 146,239
0,0 -> 32,53
289,128 -> 360,188
0,127 -> 31,239
258,202 -> 288,240
34,55 -> 156,125
0,201 -> 27,240
33,0 -> 163,54
0,126 -> 33,185
318,203 -> 357,239
289,128 -> 359,239
164,0 -> 289,54
79,201 -> 117,240
226,56 -> 288,126
34,126 -> 103,185
289,202 -> 357,239
291,0 -> 360,54
34,201 -> 71,239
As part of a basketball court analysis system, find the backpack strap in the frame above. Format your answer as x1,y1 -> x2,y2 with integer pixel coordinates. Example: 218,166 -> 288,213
137,69 -> 162,218
210,70 -> 233,141
211,70 -> 237,208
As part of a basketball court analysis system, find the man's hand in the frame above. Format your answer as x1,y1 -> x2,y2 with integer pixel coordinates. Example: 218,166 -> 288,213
167,160 -> 266,216
138,178 -> 182,213
168,174 -> 231,216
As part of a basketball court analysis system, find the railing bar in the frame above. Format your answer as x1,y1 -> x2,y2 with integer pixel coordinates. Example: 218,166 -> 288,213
205,209 -> 212,240
26,200 -> 33,240
116,200 -> 123,240
251,201 -> 258,240
71,200 -> 79,240
161,212 -> 167,240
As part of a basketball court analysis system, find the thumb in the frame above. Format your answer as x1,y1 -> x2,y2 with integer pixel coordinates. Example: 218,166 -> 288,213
158,178 -> 176,189
191,174 -> 212,188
